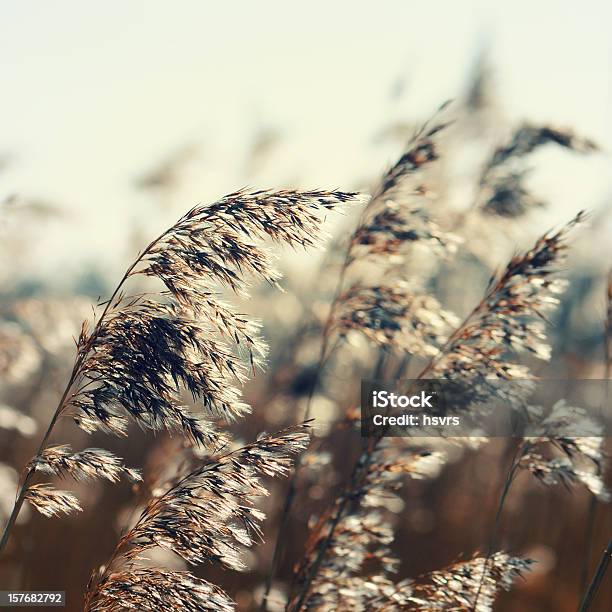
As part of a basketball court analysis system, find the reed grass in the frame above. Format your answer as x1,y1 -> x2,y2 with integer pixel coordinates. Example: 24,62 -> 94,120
0,101 -> 608,611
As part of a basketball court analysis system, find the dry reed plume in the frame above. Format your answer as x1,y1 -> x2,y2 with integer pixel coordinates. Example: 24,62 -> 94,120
85,427 -> 310,611
478,125 -> 598,217
0,188 -> 361,609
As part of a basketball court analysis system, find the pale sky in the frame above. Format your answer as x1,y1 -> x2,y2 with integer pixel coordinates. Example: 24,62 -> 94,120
1,1 -> 611,284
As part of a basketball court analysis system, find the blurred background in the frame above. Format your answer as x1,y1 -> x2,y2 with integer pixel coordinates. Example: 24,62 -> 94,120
1,1 -> 612,610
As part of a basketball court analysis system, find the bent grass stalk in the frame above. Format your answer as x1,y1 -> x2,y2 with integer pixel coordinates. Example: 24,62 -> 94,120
1,189 -> 360,561
84,426 -> 310,611
579,540 -> 612,612
0,238 -> 159,556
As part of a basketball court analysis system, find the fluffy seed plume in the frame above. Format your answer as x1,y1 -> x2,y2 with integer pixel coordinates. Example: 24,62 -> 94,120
143,189 -> 362,300
520,400 -> 609,500
378,101 -> 451,196
487,125 -> 598,168
123,427 -> 310,568
290,448 -> 445,611
28,445 -> 141,484
86,427 -> 310,611
24,484 -> 82,518
331,282 -> 459,357
479,124 -> 598,217
0,188 -> 358,550
73,303 -> 243,444
348,106 -> 459,267
349,202 -> 460,264
69,190 -> 360,442
424,211 -> 587,382
87,569 -> 234,612
409,552 -> 533,611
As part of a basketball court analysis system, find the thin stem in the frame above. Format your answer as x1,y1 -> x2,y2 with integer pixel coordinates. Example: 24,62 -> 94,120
578,540 -> 612,612
393,353 -> 412,380
472,441 -> 525,611
580,498 -> 599,595
372,349 -> 389,380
